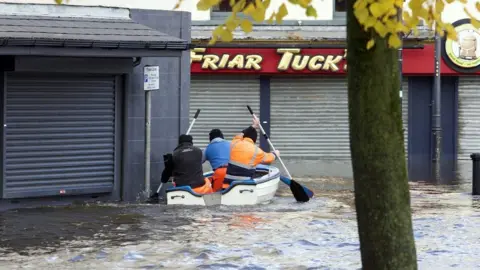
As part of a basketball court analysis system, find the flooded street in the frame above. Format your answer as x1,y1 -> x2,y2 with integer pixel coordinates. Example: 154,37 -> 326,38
1,179 -> 480,270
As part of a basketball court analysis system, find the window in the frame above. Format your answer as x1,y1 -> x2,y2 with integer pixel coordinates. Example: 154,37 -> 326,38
335,0 -> 346,12
212,0 -> 254,15
334,0 -> 346,20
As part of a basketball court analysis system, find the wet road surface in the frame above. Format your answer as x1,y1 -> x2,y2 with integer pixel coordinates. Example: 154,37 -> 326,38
1,178 -> 479,270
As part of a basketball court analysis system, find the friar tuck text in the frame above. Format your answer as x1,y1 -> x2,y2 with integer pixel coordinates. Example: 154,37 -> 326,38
190,48 -> 348,72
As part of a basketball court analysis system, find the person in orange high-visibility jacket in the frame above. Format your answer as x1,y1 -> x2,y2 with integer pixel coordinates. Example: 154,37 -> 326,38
224,118 -> 280,186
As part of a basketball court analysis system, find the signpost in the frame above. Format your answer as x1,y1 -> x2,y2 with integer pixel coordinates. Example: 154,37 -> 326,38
143,65 -> 160,197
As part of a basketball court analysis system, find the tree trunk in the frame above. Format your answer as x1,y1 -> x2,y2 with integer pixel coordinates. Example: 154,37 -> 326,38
346,2 -> 418,269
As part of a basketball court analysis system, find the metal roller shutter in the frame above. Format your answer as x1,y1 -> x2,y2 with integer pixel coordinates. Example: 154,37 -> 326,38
190,75 -> 260,149
402,78 -> 409,159
458,76 -> 480,161
270,77 -> 409,159
4,73 -> 117,199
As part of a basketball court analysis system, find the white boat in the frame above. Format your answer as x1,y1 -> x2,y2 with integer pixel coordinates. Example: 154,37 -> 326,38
166,164 -> 281,206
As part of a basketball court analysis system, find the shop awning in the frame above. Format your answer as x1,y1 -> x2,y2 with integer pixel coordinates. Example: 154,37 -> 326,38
0,15 -> 189,57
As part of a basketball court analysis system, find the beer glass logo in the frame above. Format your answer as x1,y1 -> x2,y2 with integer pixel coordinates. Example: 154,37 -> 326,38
444,21 -> 480,69
458,30 -> 477,60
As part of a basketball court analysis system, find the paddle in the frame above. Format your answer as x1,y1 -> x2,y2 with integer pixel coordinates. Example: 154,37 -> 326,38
147,109 -> 201,202
246,105 -> 314,202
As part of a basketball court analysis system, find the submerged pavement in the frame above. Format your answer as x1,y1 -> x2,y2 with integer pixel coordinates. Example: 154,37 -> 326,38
0,178 -> 479,269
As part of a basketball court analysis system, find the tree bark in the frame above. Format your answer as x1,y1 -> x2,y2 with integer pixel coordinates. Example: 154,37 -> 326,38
346,2 -> 418,269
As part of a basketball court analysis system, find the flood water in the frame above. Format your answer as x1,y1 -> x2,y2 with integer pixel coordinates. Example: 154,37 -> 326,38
1,178 -> 480,270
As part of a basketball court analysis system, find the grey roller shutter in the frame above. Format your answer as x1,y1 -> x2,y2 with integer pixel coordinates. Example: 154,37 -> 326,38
270,77 -> 409,159
4,73 -> 117,199
189,75 -> 260,149
402,78 -> 409,159
270,77 -> 350,158
458,77 -> 480,161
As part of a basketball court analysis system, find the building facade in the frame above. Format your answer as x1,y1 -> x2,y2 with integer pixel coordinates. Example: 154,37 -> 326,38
0,3 -> 191,205
186,0 -> 480,183
3,0 -> 480,184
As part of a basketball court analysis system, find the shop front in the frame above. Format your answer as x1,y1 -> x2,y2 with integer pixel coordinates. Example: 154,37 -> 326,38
0,4 -> 190,204
191,42 -> 478,181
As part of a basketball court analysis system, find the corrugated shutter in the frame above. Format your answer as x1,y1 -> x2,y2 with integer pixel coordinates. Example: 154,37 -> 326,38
4,73 -> 117,199
190,75 -> 260,149
458,76 -> 480,161
402,78 -> 409,159
270,77 -> 409,159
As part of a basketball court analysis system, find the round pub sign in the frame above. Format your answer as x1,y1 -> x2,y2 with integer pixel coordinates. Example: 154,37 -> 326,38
443,19 -> 480,73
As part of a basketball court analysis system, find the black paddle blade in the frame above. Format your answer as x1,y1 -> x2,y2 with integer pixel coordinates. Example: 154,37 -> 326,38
290,179 -> 310,202
146,192 -> 160,204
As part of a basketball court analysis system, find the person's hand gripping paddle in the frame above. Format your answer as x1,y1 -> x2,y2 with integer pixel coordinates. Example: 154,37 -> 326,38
247,106 -> 314,202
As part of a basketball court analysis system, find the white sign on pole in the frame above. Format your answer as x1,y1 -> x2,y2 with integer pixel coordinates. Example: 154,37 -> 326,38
143,66 -> 160,91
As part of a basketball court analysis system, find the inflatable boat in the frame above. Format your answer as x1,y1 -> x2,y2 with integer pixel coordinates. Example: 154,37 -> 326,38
166,164 -> 281,206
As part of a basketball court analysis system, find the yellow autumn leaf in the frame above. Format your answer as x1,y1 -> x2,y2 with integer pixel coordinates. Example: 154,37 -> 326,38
240,19 -> 253,33
288,0 -> 299,4
366,39 -> 375,49
464,7 -> 480,28
354,0 -> 367,9
477,2 -> 480,11
255,0 -> 264,9
388,34 -> 402,48
243,3 -> 256,15
267,12 -> 276,24
197,0 -> 211,11
208,37 -> 217,45
306,6 -> 317,18
220,29 -> 234,42
232,0 -> 247,12
408,0 -> 422,11
212,25 -> 224,38
365,16 -> 377,28
298,0 -> 313,8
252,7 -> 266,22
369,2 -> 388,18
435,0 -> 445,13
276,3 -> 289,23
263,0 -> 271,8
225,18 -> 238,31
446,27 -> 457,41
354,7 -> 370,24
374,21 -> 388,37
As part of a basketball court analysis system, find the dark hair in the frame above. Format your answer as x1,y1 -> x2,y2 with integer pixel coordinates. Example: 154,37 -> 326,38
242,126 -> 257,143
178,134 -> 193,144
209,129 -> 224,141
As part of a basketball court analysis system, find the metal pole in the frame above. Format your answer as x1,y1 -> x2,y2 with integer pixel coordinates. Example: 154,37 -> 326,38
145,90 -> 152,196
398,7 -> 404,156
432,28 -> 442,183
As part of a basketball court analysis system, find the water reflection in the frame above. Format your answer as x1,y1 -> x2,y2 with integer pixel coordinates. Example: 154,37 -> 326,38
0,179 -> 479,269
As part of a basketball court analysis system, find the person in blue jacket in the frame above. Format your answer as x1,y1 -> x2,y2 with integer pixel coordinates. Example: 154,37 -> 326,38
202,129 -> 231,192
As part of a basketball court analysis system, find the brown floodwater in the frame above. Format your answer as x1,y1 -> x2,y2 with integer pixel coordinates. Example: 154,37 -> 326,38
0,177 -> 479,270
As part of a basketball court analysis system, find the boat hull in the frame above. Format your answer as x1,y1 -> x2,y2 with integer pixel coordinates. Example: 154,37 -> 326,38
166,165 -> 280,206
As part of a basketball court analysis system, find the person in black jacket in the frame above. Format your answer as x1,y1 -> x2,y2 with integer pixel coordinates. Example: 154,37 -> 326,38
160,134 -> 213,194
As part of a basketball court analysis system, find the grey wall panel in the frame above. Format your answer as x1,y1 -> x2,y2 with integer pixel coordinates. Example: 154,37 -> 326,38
3,73 -> 116,199
190,75 -> 261,152
125,9 -> 190,201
